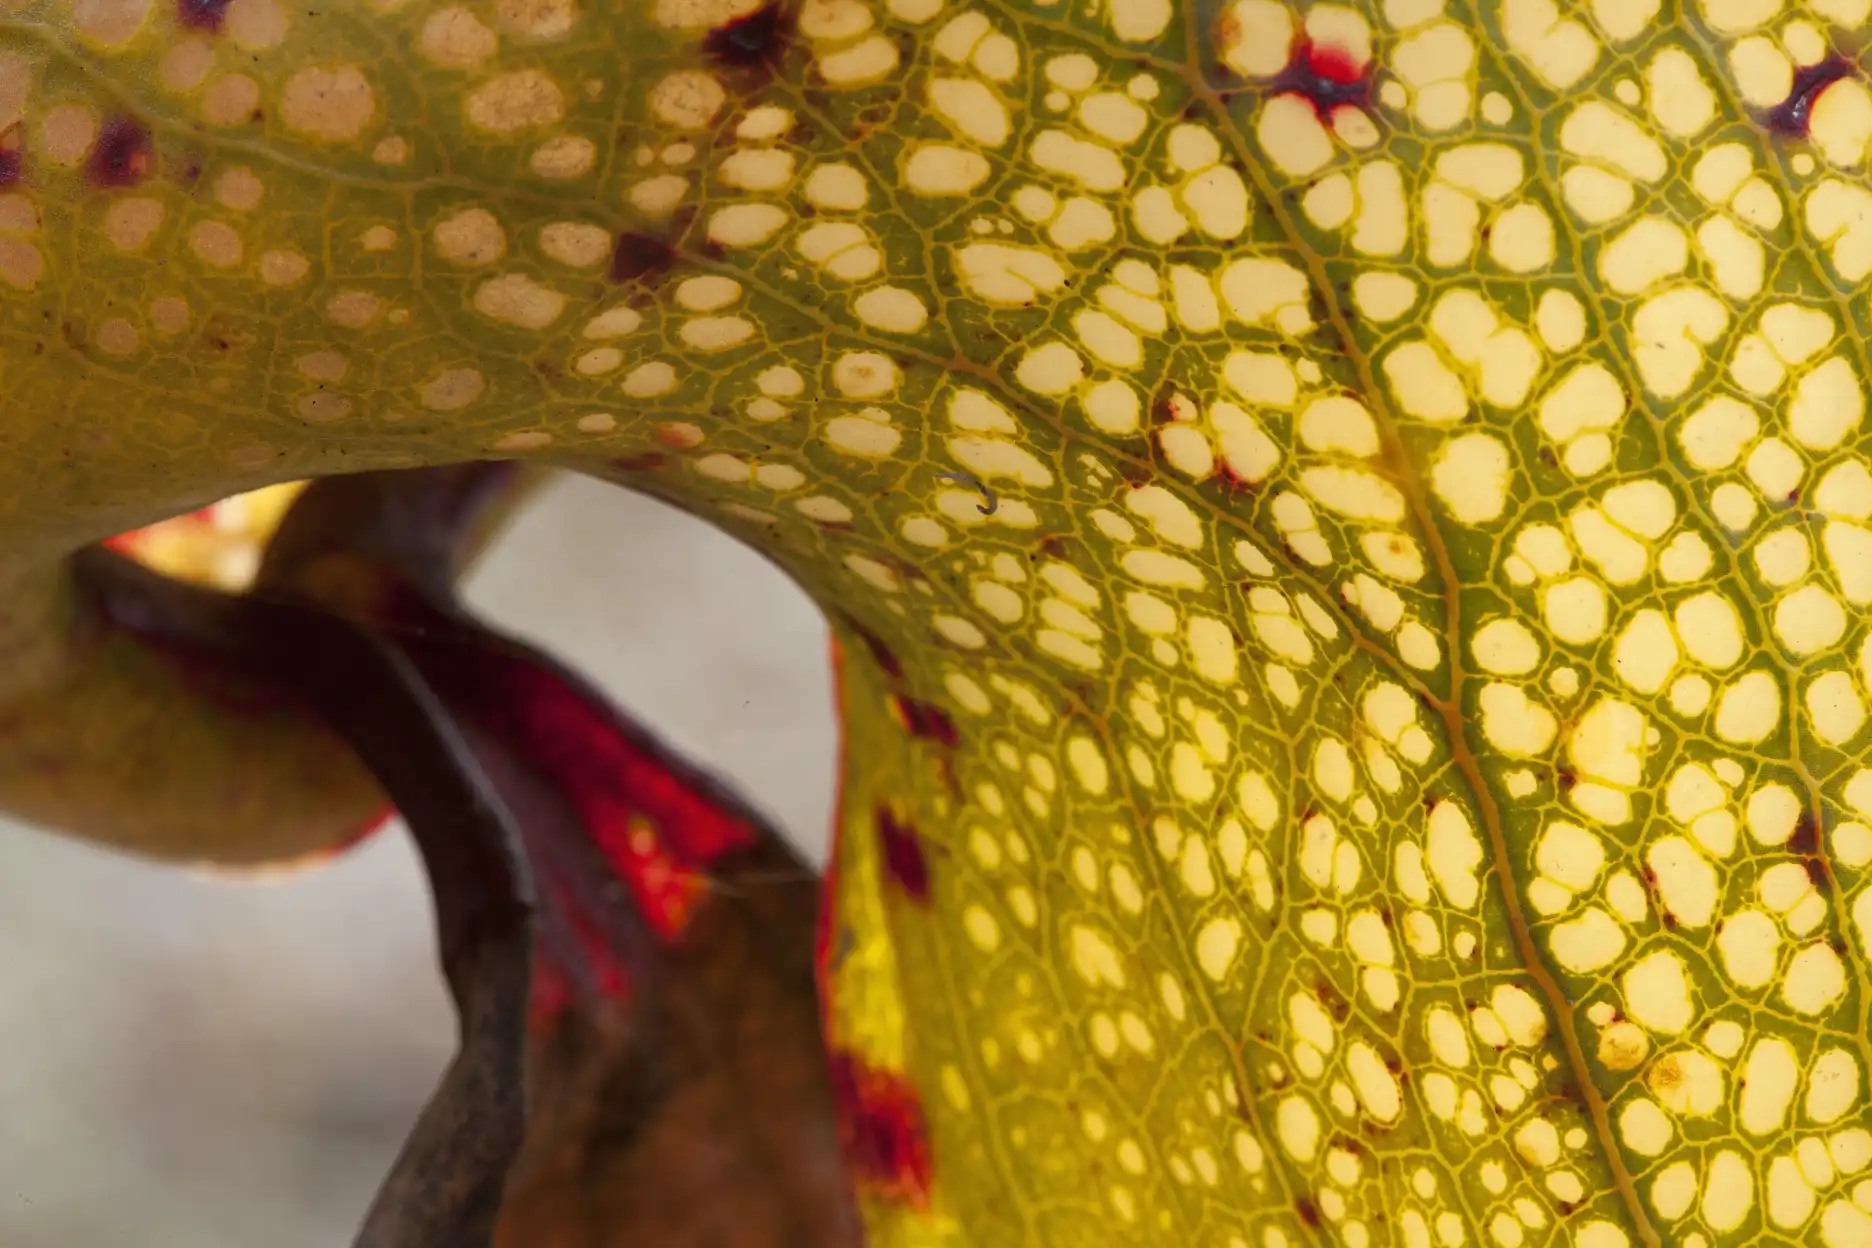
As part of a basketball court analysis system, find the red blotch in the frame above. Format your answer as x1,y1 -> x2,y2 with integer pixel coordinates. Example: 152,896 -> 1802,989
889,696 -> 958,748
88,116 -> 154,188
175,0 -> 230,30
875,807 -> 930,902
825,1051 -> 934,1212
1763,56 -> 1854,138
1305,41 -> 1363,85
1272,37 -> 1370,122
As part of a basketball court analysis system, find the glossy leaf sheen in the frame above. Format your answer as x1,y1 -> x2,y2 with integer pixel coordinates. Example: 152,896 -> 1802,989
15,0 -> 1872,1244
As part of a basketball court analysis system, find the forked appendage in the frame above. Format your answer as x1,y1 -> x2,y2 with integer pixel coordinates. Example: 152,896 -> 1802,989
253,468 -> 861,1247
73,544 -> 536,1248
81,464 -> 861,1246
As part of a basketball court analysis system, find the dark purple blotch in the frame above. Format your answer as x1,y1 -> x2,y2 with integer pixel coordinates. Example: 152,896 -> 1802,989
703,2 -> 793,70
88,117 -> 154,189
875,808 -> 930,902
176,0 -> 231,31
611,232 -> 676,285
1763,56 -> 1854,138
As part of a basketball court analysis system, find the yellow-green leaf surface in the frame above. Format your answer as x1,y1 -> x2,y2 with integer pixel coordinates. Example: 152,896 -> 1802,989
5,0 -> 1872,1242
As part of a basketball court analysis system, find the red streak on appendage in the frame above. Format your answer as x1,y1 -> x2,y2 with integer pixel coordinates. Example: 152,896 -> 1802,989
528,898 -> 635,1025
586,815 -> 708,936
479,651 -> 757,941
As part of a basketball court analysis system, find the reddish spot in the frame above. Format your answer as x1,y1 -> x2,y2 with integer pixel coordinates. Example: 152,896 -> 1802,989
0,130 -> 20,187
1214,460 -> 1258,495
704,1 -> 793,69
1148,382 -> 1184,425
88,116 -> 153,188
1792,810 -> 1832,888
611,231 -> 676,284
1764,56 -> 1854,138
175,0 -> 230,30
889,695 -> 958,748
1270,38 -> 1370,121
845,619 -> 904,679
1790,810 -> 1821,857
876,807 -> 930,902
1296,1198 -> 1322,1229
825,1051 -> 934,1212
610,451 -> 670,473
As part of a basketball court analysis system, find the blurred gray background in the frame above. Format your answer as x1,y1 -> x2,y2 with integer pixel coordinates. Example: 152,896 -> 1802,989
0,476 -> 836,1247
